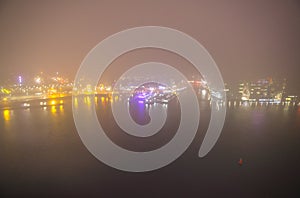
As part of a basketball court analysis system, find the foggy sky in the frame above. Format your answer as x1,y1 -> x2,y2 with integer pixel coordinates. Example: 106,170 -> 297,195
0,0 -> 299,93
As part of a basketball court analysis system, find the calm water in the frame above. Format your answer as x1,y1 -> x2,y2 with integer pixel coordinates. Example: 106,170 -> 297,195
1,96 -> 300,197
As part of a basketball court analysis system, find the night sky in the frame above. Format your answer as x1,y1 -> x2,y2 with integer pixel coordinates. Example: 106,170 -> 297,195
0,0 -> 299,93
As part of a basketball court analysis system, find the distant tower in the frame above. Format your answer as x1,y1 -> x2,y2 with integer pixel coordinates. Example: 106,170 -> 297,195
18,75 -> 22,86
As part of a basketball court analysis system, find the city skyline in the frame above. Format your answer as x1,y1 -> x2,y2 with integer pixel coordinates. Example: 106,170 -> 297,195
0,0 -> 300,93
1,70 -> 298,106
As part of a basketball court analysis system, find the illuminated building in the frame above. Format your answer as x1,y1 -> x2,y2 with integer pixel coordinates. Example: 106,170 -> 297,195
230,78 -> 288,102
130,82 -> 176,104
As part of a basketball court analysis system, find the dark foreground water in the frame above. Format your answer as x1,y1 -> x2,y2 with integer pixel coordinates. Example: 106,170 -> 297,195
1,96 -> 300,197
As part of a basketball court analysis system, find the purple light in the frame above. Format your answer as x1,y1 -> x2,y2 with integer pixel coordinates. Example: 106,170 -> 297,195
135,92 -> 153,100
137,94 -> 146,99
18,76 -> 22,84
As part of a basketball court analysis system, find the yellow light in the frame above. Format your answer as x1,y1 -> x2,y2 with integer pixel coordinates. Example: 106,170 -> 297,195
2,88 -> 11,94
86,96 -> 91,106
50,100 -> 56,105
51,106 -> 56,113
59,100 -> 64,104
3,97 -> 8,101
59,105 -> 64,113
74,97 -> 78,108
3,109 -> 11,121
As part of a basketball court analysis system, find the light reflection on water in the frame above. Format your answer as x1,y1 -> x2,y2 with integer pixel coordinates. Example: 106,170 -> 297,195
51,106 -> 57,114
101,96 -> 105,104
59,105 -> 64,114
1,96 -> 299,131
49,105 -> 64,115
74,97 -> 78,108
3,109 -> 11,121
128,99 -> 151,125
1,98 -> 67,124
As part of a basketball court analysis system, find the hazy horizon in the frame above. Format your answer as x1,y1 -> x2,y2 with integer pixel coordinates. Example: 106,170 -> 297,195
1,0 -> 299,93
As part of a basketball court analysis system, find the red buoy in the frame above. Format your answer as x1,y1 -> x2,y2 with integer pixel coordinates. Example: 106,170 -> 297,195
238,158 -> 243,166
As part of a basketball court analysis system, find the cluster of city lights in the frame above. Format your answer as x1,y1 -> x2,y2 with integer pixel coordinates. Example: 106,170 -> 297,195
0,74 -> 299,108
130,82 -> 176,104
